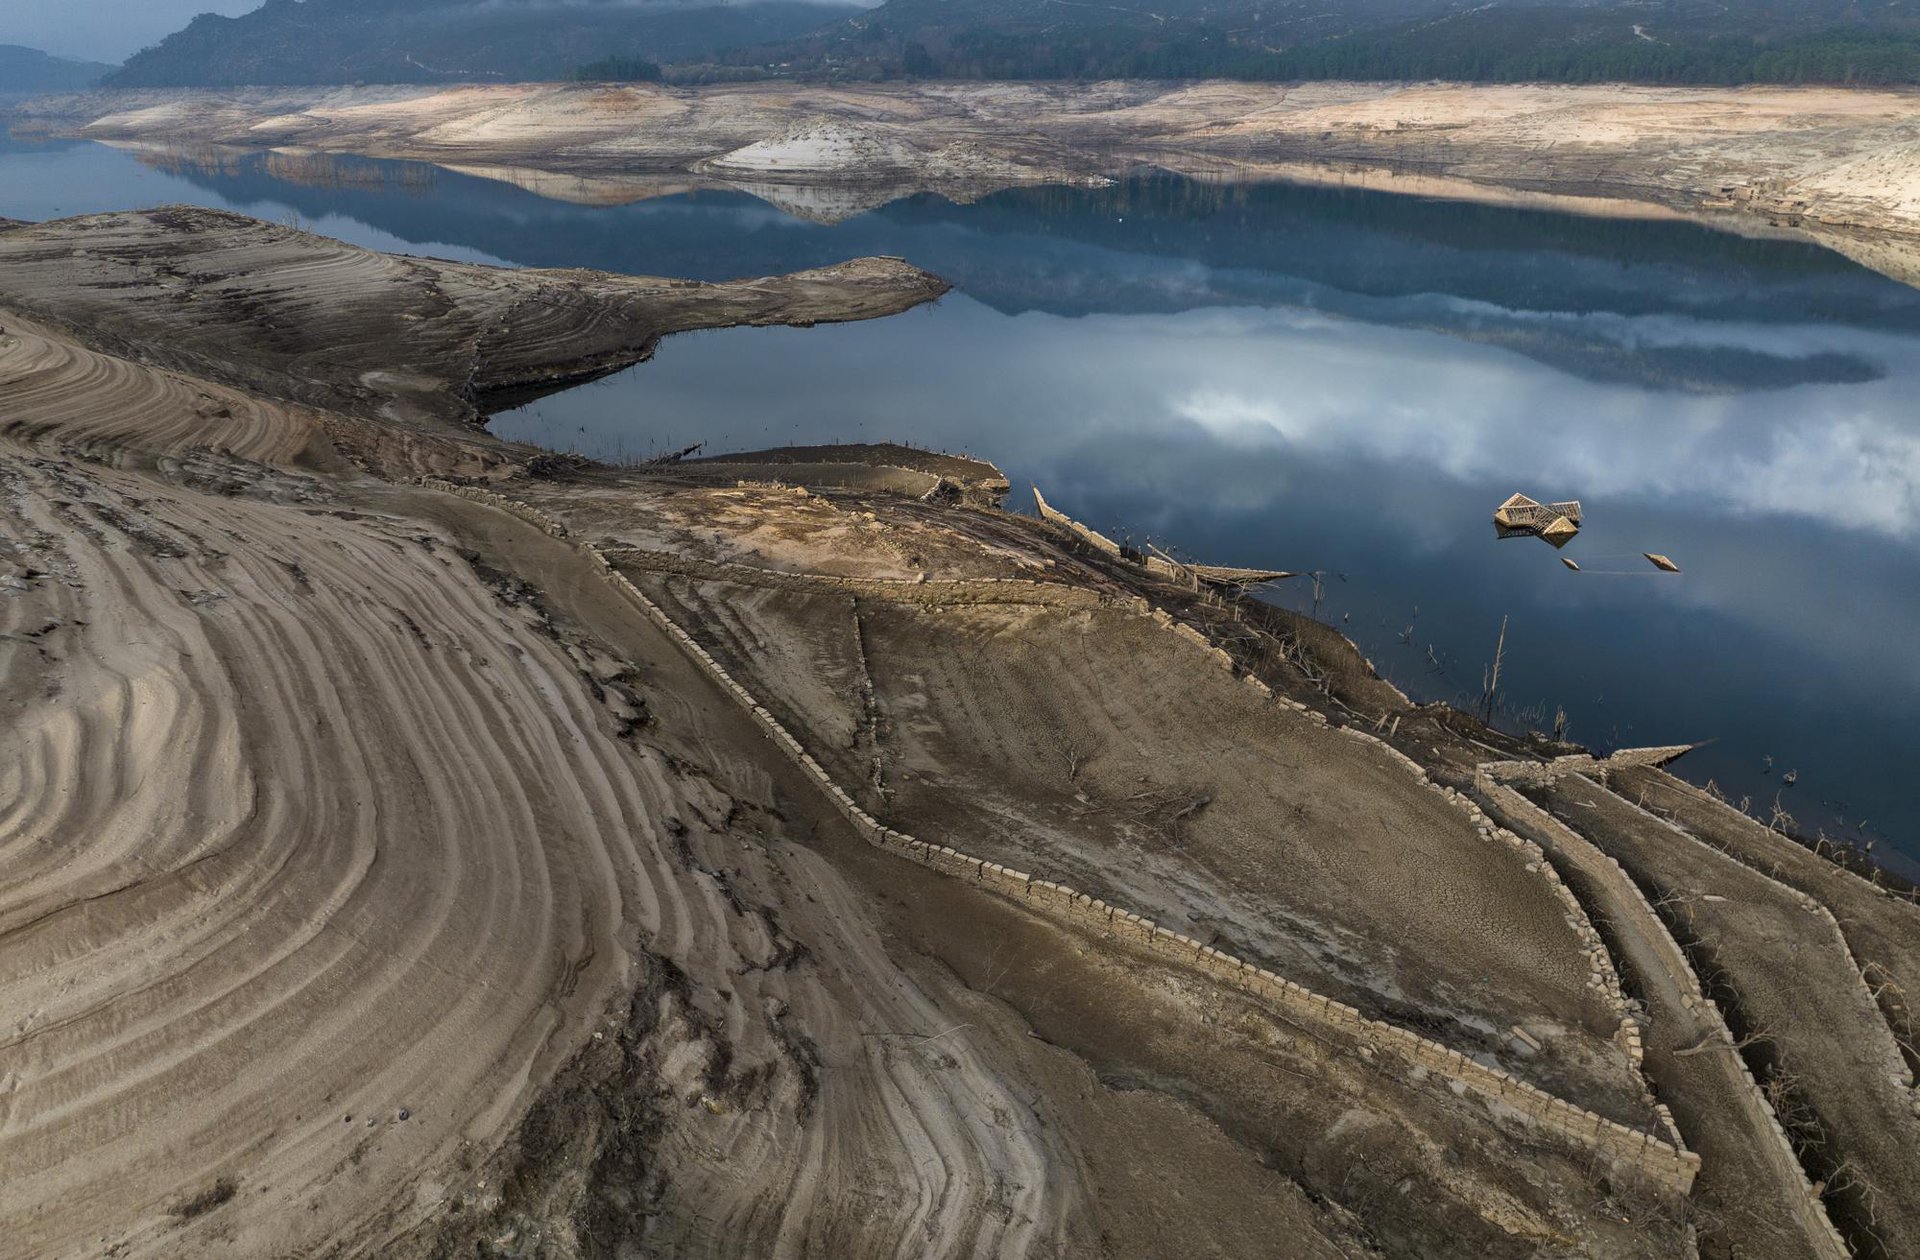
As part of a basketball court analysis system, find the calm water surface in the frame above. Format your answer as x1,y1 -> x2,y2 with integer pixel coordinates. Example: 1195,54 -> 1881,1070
5,135 -> 1918,868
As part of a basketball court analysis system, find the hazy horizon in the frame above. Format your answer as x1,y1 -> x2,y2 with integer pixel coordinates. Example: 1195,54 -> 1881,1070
0,0 -> 259,64
1,0 -> 878,66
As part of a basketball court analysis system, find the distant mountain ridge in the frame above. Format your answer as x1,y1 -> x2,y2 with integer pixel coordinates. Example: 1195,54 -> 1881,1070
0,45 -> 117,94
107,0 -> 1920,87
756,0 -> 1920,84
110,0 -> 860,87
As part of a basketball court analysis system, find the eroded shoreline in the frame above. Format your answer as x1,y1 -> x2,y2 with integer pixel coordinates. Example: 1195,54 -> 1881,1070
12,79 -> 1920,287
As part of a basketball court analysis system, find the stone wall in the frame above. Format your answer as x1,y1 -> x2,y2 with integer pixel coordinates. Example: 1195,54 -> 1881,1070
1036,485 -> 1416,706
1491,747 -> 1696,789
1494,758 -> 1918,1100
1477,768 -> 1850,1259
421,478 -> 572,540
1032,485 -> 1122,559
1032,485 -> 1188,581
424,477 -> 1702,1198
1629,766 -> 1911,908
602,545 -> 1099,609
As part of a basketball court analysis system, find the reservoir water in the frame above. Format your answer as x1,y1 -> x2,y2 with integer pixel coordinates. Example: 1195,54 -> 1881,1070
5,134 -> 1918,870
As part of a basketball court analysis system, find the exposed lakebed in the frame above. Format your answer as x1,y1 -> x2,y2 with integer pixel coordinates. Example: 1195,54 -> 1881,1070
6,134 -> 1918,866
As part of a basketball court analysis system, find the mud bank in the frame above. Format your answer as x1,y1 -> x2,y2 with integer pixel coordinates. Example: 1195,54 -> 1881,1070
0,206 -> 945,430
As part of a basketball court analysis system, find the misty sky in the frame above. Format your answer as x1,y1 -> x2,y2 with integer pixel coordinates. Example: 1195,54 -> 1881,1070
1,1 -> 259,63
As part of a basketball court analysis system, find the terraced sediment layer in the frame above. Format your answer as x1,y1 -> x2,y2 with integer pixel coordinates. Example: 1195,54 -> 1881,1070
1,316 -> 654,1255
15,80 -> 1920,283
1522,772 -> 1920,1258
1611,763 -> 1920,1081
0,303 -> 1392,1258
1478,768 -> 1847,1260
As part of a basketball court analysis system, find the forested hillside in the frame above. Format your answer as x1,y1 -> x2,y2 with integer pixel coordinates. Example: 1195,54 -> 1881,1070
107,0 -> 1920,87
0,45 -> 116,94
743,0 -> 1920,84
110,0 -> 856,87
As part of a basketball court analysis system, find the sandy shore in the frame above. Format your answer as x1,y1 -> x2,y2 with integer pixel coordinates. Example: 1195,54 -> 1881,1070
14,80 -> 1920,282
4,208 -> 1916,1258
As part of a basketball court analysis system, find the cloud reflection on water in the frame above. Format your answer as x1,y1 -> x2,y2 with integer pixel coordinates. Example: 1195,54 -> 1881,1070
496,292 -> 1920,855
4,137 -> 1913,856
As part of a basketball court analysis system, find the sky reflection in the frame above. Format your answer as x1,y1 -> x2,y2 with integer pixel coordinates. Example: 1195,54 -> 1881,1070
497,296 -> 1920,862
